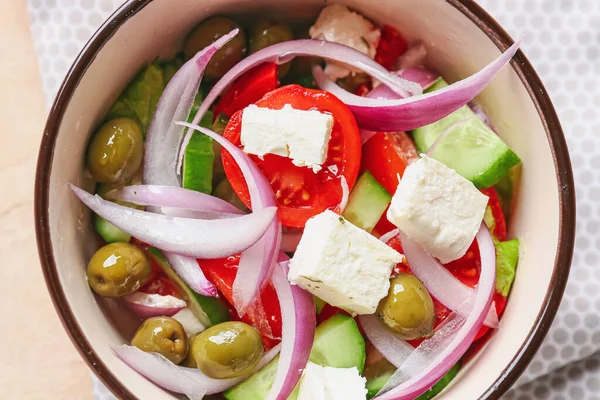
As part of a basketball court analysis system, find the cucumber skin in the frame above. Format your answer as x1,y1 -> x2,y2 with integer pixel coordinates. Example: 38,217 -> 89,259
225,313 -> 365,400
94,214 -> 131,243
146,247 -> 230,326
412,79 -> 520,189
182,108 -> 215,194
343,171 -> 392,232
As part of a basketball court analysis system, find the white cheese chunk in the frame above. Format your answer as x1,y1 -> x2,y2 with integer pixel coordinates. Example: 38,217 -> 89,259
240,104 -> 334,173
289,210 -> 403,315
387,155 -> 489,264
172,308 -> 206,337
297,362 -> 367,400
309,4 -> 381,79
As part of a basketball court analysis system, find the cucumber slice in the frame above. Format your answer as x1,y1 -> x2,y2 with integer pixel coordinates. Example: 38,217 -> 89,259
146,247 -> 230,326
94,214 -> 131,243
495,238 -> 520,297
411,79 -> 520,189
343,171 -> 392,232
365,362 -> 461,399
182,107 -> 215,194
225,313 -> 366,400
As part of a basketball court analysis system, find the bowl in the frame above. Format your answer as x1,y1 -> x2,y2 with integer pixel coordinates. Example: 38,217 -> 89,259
34,0 -> 575,398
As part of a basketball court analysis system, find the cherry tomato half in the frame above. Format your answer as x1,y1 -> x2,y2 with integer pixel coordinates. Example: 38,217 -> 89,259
222,84 -> 362,227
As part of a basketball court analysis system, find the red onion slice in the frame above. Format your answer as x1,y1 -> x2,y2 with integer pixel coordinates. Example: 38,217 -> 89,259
314,38 -> 522,132
399,230 -> 499,328
113,343 -> 281,399
70,184 -> 276,259
144,29 -> 238,188
281,230 -> 303,253
358,315 -> 414,368
355,67 -> 439,144
268,255 -> 316,400
396,43 -> 428,70
160,207 -> 240,220
176,123 -> 281,315
375,225 -> 496,399
184,38 -> 423,142
378,228 -> 401,244
123,292 -> 186,318
109,185 -> 243,215
165,253 -> 217,297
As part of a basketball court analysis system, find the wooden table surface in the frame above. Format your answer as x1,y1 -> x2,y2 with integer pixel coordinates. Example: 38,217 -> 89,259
0,1 -> 93,399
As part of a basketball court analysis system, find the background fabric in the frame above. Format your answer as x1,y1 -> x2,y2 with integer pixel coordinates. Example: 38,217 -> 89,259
26,0 -> 599,398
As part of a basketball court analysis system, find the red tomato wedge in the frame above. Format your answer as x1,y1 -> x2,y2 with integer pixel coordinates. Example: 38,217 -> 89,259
198,255 -> 282,349
222,84 -> 362,227
361,131 -> 419,236
213,63 -> 279,119
375,25 -> 409,70
383,187 -> 508,346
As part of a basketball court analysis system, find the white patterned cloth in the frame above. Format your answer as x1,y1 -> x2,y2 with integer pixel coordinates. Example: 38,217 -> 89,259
27,0 -> 599,399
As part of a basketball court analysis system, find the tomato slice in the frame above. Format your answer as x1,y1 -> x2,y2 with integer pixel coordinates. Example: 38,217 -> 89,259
198,255 -> 282,349
222,84 -> 362,227
375,25 -> 408,70
213,63 -> 279,119
362,131 -> 419,236
383,187 -> 508,346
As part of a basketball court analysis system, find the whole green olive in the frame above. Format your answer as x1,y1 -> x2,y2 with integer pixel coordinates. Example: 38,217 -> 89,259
87,118 -> 144,183
377,273 -> 436,340
87,117 -> 144,184
184,17 -> 246,80
190,321 -> 263,378
131,317 -> 188,364
86,242 -> 151,297
249,19 -> 294,76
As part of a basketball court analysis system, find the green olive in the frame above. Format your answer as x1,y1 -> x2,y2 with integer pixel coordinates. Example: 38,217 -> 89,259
249,19 -> 294,76
87,118 -> 144,184
190,321 -> 263,378
131,317 -> 188,364
377,273 -> 436,340
86,242 -> 151,297
184,17 -> 246,80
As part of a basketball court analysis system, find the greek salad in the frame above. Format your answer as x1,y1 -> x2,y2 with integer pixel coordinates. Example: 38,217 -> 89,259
73,5 -> 522,400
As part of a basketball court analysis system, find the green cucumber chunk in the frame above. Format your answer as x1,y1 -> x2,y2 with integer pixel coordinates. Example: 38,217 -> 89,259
225,313 -> 366,400
107,62 -> 165,133
342,171 -> 392,232
495,238 -> 520,296
182,97 -> 215,194
145,247 -> 230,326
411,79 -> 520,189
94,214 -> 131,243
366,362 -> 461,400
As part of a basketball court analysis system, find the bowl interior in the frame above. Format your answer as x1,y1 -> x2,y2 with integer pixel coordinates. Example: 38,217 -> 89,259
39,0 -> 569,398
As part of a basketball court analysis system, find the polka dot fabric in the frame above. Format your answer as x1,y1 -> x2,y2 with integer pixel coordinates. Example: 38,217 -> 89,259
26,0 -> 599,399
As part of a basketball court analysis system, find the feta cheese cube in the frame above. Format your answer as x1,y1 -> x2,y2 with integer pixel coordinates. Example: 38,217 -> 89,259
297,362 -> 367,400
309,4 -> 381,79
240,104 -> 334,173
289,210 -> 403,315
387,155 -> 489,264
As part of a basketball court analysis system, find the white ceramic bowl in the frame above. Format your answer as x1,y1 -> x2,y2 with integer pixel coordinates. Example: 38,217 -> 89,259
35,0 -> 575,398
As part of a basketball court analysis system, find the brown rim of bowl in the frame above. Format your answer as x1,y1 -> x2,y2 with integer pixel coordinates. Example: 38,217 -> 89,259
34,0 -> 575,399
